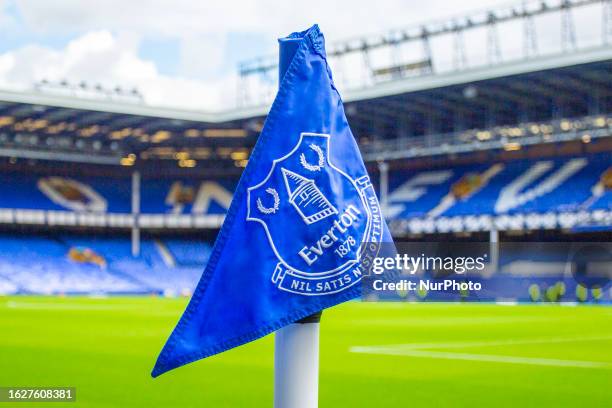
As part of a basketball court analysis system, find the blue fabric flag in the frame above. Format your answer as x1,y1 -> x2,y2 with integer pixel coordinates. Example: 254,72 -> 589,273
152,24 -> 393,378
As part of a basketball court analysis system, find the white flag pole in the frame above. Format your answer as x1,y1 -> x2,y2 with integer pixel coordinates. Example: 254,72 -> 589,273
274,314 -> 321,408
274,35 -> 321,408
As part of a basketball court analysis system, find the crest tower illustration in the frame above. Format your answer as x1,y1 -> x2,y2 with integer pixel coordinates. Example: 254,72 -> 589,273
281,168 -> 338,224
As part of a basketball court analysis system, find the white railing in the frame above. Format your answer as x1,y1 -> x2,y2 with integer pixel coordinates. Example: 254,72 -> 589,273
0,208 -> 224,229
388,210 -> 612,236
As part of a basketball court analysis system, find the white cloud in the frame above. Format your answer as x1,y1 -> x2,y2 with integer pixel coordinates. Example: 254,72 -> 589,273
14,0 -> 516,40
178,33 -> 228,79
0,29 -> 236,110
0,53 -> 16,84
0,0 -> 605,110
0,0 -> 514,108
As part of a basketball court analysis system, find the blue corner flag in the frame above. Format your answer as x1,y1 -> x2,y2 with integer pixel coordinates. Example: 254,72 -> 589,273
152,24 -> 393,377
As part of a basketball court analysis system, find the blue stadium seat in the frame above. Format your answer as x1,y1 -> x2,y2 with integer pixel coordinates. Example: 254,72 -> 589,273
0,234 -> 211,295
0,154 -> 608,222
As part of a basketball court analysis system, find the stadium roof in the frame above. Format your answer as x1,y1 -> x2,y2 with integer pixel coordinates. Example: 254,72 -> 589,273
1,45 -> 610,122
0,46 -> 610,167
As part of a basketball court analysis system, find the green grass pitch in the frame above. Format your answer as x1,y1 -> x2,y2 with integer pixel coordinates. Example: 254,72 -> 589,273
0,297 -> 610,407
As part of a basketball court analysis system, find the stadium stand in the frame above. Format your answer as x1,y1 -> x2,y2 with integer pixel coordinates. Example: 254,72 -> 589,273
0,154 -> 608,217
0,153 -> 608,235
0,276 -> 18,294
164,239 -> 212,266
0,174 -> 233,214
386,153 -> 611,218
0,234 -> 210,295
0,0 -> 608,303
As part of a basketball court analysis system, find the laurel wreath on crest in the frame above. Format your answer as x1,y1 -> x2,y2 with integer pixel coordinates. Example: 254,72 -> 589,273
256,187 -> 280,214
299,144 -> 324,172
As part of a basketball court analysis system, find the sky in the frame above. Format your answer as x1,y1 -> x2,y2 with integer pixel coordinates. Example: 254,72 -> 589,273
0,0 -> 605,111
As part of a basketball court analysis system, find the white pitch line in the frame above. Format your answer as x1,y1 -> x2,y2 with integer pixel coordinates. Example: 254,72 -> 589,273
350,348 -> 610,369
350,335 -> 612,369
352,335 -> 612,352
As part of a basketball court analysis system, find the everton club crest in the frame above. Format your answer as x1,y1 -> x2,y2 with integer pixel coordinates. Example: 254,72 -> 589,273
247,133 -> 383,295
